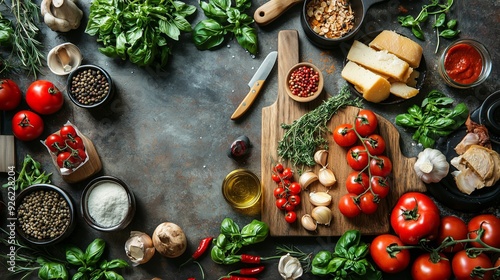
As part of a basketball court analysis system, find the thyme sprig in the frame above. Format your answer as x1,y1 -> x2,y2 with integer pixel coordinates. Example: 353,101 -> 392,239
277,86 -> 363,167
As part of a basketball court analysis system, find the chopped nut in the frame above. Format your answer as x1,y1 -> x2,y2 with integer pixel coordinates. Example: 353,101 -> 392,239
306,0 -> 355,39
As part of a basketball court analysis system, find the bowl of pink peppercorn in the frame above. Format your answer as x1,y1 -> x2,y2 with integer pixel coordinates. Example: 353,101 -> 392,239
285,62 -> 324,103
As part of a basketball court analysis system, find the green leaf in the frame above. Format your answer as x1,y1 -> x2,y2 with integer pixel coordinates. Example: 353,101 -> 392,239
235,26 -> 258,54
115,32 -> 127,59
125,27 -> 143,46
192,19 -> 226,50
99,46 -> 118,57
447,19 -> 457,29
38,263 -> 69,280
235,0 -> 252,10
397,15 -> 416,27
66,246 -> 86,266
173,15 -> 192,32
212,0 -> 231,11
200,0 -> 228,22
240,219 -> 269,245
439,29 -> 460,38
85,239 -> 106,266
159,20 -> 181,40
433,13 -> 445,27
103,271 -> 124,280
411,25 -> 425,40
415,9 -> 428,22
102,259 -> 128,270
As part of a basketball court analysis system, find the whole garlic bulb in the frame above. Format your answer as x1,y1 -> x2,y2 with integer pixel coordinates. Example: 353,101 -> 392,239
414,148 -> 449,183
278,253 -> 303,280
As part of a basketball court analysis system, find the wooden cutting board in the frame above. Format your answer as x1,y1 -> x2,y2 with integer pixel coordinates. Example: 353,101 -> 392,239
261,30 -> 427,236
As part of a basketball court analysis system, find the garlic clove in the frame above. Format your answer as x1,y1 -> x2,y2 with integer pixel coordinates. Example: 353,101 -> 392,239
311,206 -> 333,226
301,214 -> 317,231
318,166 -> 337,187
309,191 -> 332,206
314,150 -> 329,167
299,171 -> 318,190
125,231 -> 156,266
278,253 -> 304,280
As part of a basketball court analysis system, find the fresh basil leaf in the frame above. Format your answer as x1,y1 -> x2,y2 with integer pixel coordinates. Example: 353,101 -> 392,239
447,19 -> 457,29
235,0 -> 252,10
397,15 -> 416,27
200,0 -> 228,22
173,15 -> 192,32
434,13 -> 445,27
327,257 -> 346,273
235,26 -> 258,54
439,29 -> 460,38
159,19 -> 180,40
66,246 -> 86,266
103,271 -> 124,280
72,271 -> 85,280
411,25 -> 425,40
210,246 -> 226,264
211,0 -> 231,11
101,259 -> 128,269
85,239 -> 105,266
173,1 -> 197,16
115,32 -> 127,59
125,27 -> 143,46
241,219 -> 269,245
416,9 -> 428,22
38,263 -> 68,280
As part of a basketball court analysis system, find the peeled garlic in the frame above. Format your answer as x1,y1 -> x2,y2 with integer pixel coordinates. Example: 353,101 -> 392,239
301,214 -> 317,231
318,166 -> 336,187
309,191 -> 332,206
314,150 -> 329,167
278,253 -> 304,280
311,206 -> 332,226
299,171 -> 318,190
125,231 -> 156,266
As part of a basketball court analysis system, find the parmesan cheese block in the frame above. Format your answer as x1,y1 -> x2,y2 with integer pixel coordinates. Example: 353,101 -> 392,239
347,40 -> 411,82
369,30 -> 423,68
390,82 -> 419,99
341,61 -> 391,103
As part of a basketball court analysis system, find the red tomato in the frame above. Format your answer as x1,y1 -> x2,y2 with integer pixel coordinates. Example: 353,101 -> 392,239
369,155 -> 392,177
284,203 -> 295,212
288,194 -> 301,206
363,134 -> 386,155
437,216 -> 468,253
346,145 -> 368,171
0,79 -> 22,110
370,234 -> 410,274
282,167 -> 293,180
345,171 -> 369,195
452,250 -> 493,280
338,193 -> 361,218
359,192 -> 378,214
271,173 -> 281,183
467,214 -> 500,248
12,110 -> 44,141
75,148 -> 87,162
288,182 -> 301,195
412,253 -> 451,280
45,134 -> 65,153
333,123 -> 358,147
273,163 -> 284,173
56,151 -> 81,169
390,192 -> 440,245
355,109 -> 378,137
66,136 -> 85,150
275,198 -> 288,210
285,211 -> 297,223
26,80 -> 64,115
60,125 -> 77,140
278,179 -> 291,189
370,176 -> 390,198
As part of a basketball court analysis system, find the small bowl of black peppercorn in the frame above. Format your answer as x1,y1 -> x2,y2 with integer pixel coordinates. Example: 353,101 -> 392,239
67,64 -> 114,109
15,184 -> 76,246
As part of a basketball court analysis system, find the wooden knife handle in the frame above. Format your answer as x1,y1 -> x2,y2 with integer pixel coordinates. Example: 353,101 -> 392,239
254,0 -> 303,26
230,80 -> 266,120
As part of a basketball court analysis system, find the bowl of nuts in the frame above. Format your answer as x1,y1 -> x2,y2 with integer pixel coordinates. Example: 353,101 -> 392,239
15,184 -> 75,246
285,62 -> 324,102
301,0 -> 385,48
67,64 -> 114,109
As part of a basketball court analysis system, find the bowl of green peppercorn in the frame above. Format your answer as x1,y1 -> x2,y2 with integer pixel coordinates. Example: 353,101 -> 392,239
67,64 -> 114,109
15,184 -> 76,246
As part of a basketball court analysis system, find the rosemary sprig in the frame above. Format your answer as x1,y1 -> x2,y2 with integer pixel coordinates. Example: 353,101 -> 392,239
277,85 -> 363,167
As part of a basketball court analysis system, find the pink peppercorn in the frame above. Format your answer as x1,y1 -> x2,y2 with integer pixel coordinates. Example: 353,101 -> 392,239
288,66 -> 320,97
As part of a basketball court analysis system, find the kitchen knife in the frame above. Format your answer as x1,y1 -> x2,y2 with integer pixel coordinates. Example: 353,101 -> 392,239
231,51 -> 278,120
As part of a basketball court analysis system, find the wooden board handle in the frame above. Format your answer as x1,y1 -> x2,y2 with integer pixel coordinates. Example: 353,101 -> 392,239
254,0 -> 303,26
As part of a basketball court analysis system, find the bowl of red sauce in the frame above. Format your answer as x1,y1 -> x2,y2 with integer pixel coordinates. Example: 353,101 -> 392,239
438,39 -> 492,89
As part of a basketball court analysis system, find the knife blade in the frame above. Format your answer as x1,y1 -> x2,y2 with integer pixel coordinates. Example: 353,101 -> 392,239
231,51 -> 278,120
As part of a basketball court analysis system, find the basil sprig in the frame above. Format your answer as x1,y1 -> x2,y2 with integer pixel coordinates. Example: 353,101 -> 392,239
395,90 -> 468,148
193,0 -> 258,54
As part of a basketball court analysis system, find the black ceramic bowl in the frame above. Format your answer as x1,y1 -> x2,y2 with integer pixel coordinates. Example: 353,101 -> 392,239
15,184 -> 76,246
301,0 -> 386,48
67,64 -> 114,109
81,176 -> 136,232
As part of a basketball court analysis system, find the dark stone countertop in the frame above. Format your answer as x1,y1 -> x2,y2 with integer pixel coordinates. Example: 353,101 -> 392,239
1,0 -> 499,279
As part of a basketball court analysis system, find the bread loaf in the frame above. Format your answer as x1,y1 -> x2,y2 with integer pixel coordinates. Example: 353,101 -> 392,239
369,30 -> 423,68
341,61 -> 391,103
347,40 -> 411,82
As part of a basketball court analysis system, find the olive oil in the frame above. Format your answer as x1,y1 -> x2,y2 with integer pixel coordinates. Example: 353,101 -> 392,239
222,169 -> 261,209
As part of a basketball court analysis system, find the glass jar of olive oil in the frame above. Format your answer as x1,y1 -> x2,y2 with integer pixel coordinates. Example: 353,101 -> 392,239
222,169 -> 261,210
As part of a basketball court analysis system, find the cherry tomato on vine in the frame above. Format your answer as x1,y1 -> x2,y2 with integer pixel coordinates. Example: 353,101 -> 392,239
288,194 -> 301,206
56,151 -> 81,169
0,79 -> 22,110
285,211 -> 297,223
26,80 -> 64,115
282,167 -> 293,180
273,163 -> 284,173
278,179 -> 292,189
359,192 -> 378,214
60,125 -> 77,140
285,203 -> 295,212
75,148 -> 87,162
467,214 -> 500,248
288,182 -> 301,195
274,187 -> 286,199
45,134 -> 65,153
437,216 -> 468,253
338,193 -> 361,218
12,110 -> 44,141
346,145 -> 368,171
411,253 -> 451,280
271,173 -> 281,183
370,176 -> 390,198
345,171 -> 369,195
66,136 -> 84,150
355,109 -> 378,137
370,155 -> 392,177
333,123 -> 358,147
364,134 -> 386,155
452,250 -> 493,280
370,234 -> 410,274
275,198 -> 288,210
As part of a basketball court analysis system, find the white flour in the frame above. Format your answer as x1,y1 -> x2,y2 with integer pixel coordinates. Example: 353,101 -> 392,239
87,181 -> 129,227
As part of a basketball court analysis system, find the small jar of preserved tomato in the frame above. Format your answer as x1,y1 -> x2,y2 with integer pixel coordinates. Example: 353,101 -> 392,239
438,39 -> 492,89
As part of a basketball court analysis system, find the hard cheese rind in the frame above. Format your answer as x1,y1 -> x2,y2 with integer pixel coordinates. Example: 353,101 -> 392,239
341,61 -> 391,103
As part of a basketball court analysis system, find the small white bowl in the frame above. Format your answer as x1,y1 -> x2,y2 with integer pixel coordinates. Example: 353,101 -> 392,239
47,43 -> 83,75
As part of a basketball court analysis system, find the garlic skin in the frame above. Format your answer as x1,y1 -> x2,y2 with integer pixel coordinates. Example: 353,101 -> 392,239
414,148 -> 449,183
299,171 -> 318,190
309,191 -> 332,206
125,231 -> 156,266
311,206 -> 333,225
318,166 -> 337,187
278,253 -> 303,280
314,150 -> 329,167
301,214 -> 317,231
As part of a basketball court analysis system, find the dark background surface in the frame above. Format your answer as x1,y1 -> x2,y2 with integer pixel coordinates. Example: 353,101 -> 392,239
1,0 -> 499,279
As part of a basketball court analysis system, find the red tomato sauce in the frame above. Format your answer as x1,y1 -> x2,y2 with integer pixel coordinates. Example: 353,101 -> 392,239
444,43 -> 482,84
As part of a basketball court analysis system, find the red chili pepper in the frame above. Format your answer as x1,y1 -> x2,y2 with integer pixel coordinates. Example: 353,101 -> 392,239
240,254 -> 261,264
179,237 -> 213,268
230,266 -> 265,275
